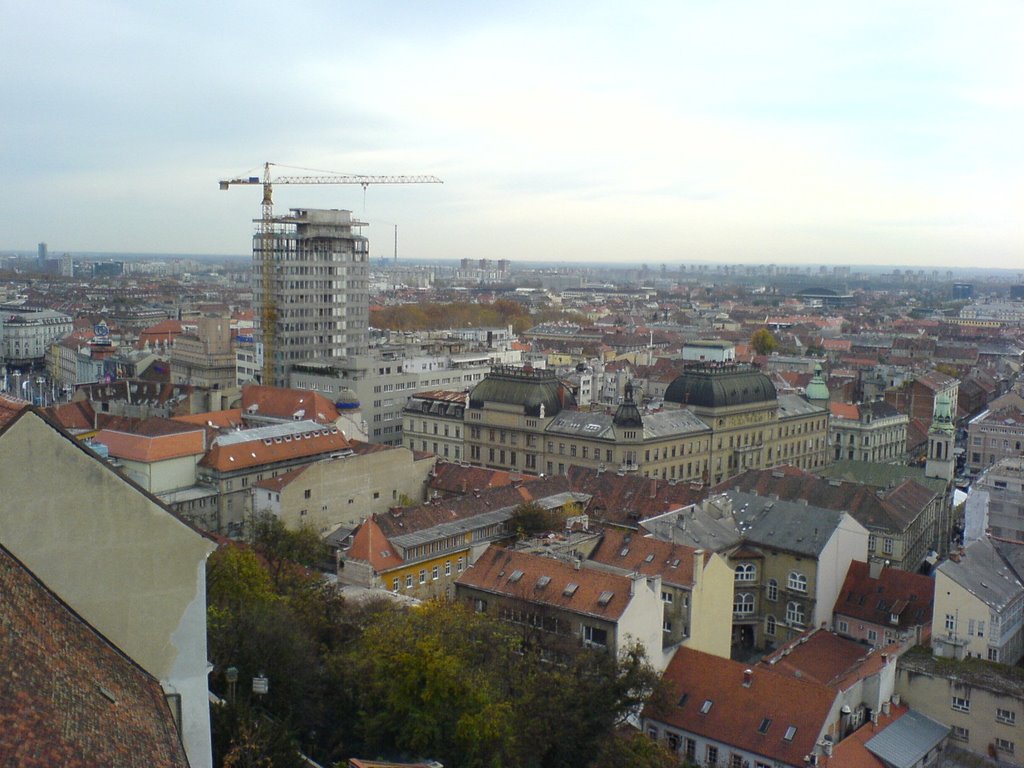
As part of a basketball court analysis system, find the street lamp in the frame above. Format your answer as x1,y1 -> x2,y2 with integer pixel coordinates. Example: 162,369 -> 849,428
225,666 -> 239,704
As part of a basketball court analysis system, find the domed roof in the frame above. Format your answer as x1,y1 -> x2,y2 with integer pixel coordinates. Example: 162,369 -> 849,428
805,363 -> 830,403
664,364 -> 777,409
469,365 -> 575,418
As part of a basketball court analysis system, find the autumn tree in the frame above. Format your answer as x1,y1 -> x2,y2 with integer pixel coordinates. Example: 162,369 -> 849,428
750,328 -> 778,355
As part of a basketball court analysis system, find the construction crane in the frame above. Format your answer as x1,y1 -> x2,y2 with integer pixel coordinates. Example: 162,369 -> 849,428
219,161 -> 442,385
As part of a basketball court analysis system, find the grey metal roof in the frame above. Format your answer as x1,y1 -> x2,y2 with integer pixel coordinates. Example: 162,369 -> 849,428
937,538 -> 1024,611
546,411 -> 616,440
213,420 -> 336,446
777,393 -> 826,418
641,505 -> 742,552
726,490 -> 844,557
641,409 -> 711,439
865,710 -> 949,768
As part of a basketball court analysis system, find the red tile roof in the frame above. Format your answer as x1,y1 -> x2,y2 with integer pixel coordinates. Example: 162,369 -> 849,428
758,629 -> 896,690
0,394 -> 29,428
456,545 -> 636,621
95,427 -> 206,463
834,561 -> 934,632
567,466 -> 705,528
647,647 -> 835,765
0,543 -> 189,768
346,516 -> 404,571
40,400 -> 96,432
429,461 -> 542,496
828,704 -> 909,768
173,408 -> 244,430
587,528 -> 705,588
200,426 -> 351,472
241,385 -> 339,424
830,402 -> 860,420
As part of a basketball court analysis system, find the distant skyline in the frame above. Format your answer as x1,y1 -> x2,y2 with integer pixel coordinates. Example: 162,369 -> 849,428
3,2 -> 1022,268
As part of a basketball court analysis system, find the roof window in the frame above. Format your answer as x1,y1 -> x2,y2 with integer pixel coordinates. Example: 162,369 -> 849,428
783,726 -> 797,741
598,591 -> 614,606
508,570 -> 523,583
700,699 -> 713,714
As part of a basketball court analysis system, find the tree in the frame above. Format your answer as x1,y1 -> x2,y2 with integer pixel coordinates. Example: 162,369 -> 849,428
590,730 -> 678,768
249,513 -> 329,587
508,501 -> 566,537
750,328 -> 778,355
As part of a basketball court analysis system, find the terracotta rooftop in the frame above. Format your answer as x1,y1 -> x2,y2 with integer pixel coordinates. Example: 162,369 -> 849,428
346,516 -> 404,571
758,628 -> 897,690
835,561 -> 934,631
241,384 -> 339,424
0,393 -> 29,428
95,426 -> 207,463
429,461 -> 542,496
456,545 -> 637,621
40,400 -> 96,432
587,528 -> 705,588
0,543 -> 189,768
173,408 -> 244,430
647,646 -> 835,766
199,423 -> 351,472
828,704 -> 910,768
830,402 -> 861,420
567,466 -> 705,528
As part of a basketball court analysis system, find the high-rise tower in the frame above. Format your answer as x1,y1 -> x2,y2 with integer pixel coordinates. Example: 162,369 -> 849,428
253,208 -> 369,386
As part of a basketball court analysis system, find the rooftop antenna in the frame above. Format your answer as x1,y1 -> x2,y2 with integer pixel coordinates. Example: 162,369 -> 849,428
394,224 -> 398,263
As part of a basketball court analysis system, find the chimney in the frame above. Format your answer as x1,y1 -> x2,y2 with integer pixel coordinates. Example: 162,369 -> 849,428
870,711 -> 879,727
742,669 -> 753,688
650,480 -> 657,499
822,741 -> 833,757
869,559 -> 883,579
881,700 -> 890,716
692,549 -> 704,589
891,693 -> 901,706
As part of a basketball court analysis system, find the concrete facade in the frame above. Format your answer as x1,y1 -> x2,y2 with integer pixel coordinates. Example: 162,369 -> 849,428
0,410 -> 216,768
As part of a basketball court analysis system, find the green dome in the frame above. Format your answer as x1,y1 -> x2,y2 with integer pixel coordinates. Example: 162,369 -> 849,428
805,363 -> 830,403
664,364 -> 777,409
469,366 -> 575,418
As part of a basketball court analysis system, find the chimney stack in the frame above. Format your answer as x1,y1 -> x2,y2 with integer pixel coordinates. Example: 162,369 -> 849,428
742,669 -> 753,688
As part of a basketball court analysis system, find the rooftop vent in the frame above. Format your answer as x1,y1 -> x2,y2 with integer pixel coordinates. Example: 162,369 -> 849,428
508,569 -> 523,583
597,590 -> 614,606
563,582 -> 579,597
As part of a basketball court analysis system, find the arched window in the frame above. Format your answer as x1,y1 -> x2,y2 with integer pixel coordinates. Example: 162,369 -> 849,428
734,593 -> 755,615
786,601 -> 804,627
735,563 -> 756,582
788,571 -> 807,593
765,615 -> 777,636
766,579 -> 778,602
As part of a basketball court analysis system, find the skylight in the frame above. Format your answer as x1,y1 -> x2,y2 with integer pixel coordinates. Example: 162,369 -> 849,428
758,718 -> 772,734
700,699 -> 713,714
508,570 -> 523,583
536,576 -> 551,589
598,590 -> 614,606
783,726 -> 797,741
563,583 -> 579,597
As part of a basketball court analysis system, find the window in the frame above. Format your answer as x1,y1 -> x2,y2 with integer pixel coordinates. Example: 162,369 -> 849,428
838,619 -> 849,633
474,598 -> 487,613
952,696 -> 970,713
783,726 -> 797,742
978,620 -> 985,637
788,572 -> 807,592
705,745 -> 718,766
431,565 -> 439,580
765,615 -> 776,636
766,579 -> 778,602
661,591 -> 673,604
998,708 -> 1016,725
734,593 -> 754,615
419,569 -> 426,584
700,699 -> 713,714
684,738 -> 696,761
583,625 -> 608,647
996,738 -> 1015,755
304,489 -> 311,499
663,617 -> 673,633
951,726 -> 969,742
867,629 -> 878,644
729,754 -> 743,768
405,575 -> 413,588
868,534 -> 876,551
392,578 -> 400,592
735,563 -> 756,581
945,614 -> 956,632
445,560 -> 452,576
758,717 -> 772,734
786,602 -> 804,627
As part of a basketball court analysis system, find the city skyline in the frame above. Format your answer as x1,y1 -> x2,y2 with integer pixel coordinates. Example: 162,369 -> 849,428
3,1 -> 1022,268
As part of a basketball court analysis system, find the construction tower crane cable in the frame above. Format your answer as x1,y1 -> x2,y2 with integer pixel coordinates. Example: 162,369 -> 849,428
219,161 -> 442,385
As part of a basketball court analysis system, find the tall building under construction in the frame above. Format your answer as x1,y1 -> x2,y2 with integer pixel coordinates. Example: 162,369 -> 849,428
254,208 -> 370,386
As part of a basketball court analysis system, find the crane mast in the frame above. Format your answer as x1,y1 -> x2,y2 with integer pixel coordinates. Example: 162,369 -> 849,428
219,162 -> 442,385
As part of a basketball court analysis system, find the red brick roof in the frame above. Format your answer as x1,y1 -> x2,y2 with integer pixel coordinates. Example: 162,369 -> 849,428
587,528 -> 705,588
429,461 -> 542,496
758,629 -> 896,690
834,561 -> 934,632
199,426 -> 351,472
173,408 -> 244,430
241,385 -> 339,424
567,466 -> 705,528
0,543 -> 189,768
647,647 -> 835,765
456,545 -> 635,621
346,516 -> 404,571
0,394 -> 29,428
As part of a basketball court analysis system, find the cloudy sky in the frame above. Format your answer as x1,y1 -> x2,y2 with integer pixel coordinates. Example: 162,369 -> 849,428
2,1 -> 1022,268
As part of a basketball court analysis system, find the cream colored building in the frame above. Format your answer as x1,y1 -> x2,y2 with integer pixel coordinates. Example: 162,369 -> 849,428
253,443 -> 435,534
0,409 -> 217,768
932,537 -> 1024,665
897,650 -> 1023,764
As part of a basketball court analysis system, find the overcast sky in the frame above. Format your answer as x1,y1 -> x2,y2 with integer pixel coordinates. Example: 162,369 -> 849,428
2,1 -> 1022,268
